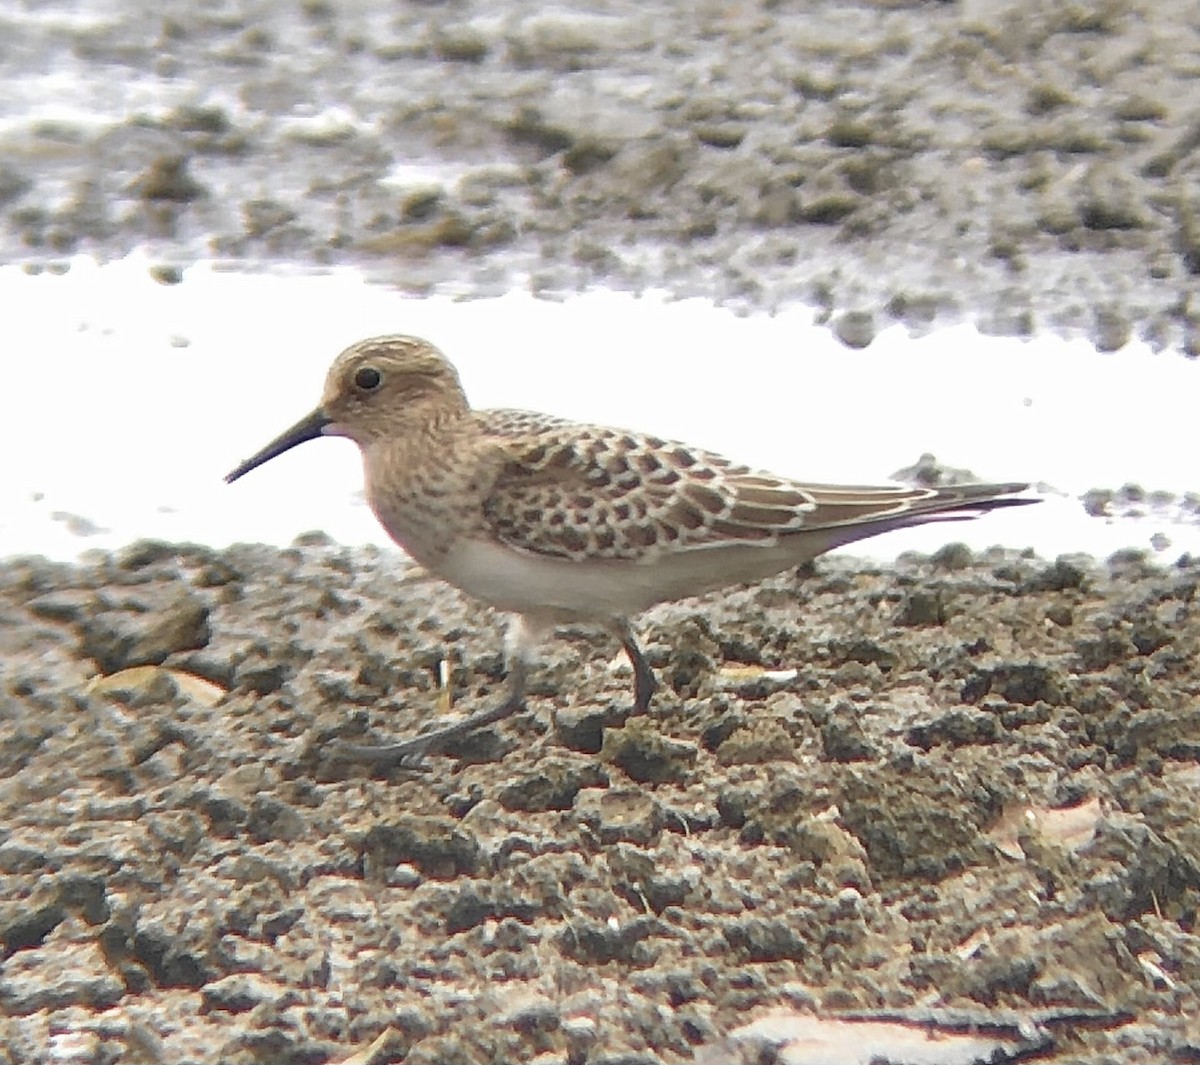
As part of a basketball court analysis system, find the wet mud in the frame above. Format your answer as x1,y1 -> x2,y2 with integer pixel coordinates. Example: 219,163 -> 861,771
1,540 -> 1198,1061
4,0 -> 1200,1060
2,0 -> 1200,347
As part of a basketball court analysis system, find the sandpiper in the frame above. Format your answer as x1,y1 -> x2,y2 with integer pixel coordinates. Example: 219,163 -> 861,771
226,335 -> 1036,766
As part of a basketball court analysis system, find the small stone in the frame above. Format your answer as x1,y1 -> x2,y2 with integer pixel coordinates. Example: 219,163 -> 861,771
131,155 -> 206,202
601,722 -> 697,784
1082,488 -> 1112,517
554,704 -> 619,754
695,123 -> 746,150
0,843 -> 46,874
510,11 -> 651,59
149,264 -> 182,285
0,904 -> 64,956
246,796 -> 307,843
930,542 -> 975,571
832,311 -> 877,349
27,590 -> 94,623
908,707 -> 1001,749
359,819 -> 485,880
895,590 -> 945,627
575,788 -> 665,846
715,717 -> 796,765
0,943 -> 123,1013
434,25 -> 490,63
1026,555 -> 1090,592
723,917 -> 808,962
1094,307 -> 1130,352
200,973 -> 279,1014
81,590 -> 210,673
497,759 -> 609,813
559,915 -> 661,966
821,708 -> 878,762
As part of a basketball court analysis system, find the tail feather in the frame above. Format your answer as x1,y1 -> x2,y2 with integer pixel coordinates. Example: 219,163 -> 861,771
813,482 -> 1037,551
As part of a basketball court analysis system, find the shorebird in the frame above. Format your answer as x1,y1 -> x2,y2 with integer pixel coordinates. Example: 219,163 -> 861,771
226,335 -> 1036,766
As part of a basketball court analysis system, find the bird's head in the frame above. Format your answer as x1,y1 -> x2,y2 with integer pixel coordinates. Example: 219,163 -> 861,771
225,335 -> 467,484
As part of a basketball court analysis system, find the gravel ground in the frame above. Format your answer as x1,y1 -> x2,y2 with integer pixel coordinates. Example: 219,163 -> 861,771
4,1 -> 1200,1062
2,539 -> 1199,1063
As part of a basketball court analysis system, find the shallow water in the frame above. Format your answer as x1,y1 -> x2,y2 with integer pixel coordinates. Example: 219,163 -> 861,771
3,254 -> 1196,562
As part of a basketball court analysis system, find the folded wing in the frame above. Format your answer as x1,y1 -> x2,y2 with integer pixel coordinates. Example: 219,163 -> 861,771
478,411 -> 1031,562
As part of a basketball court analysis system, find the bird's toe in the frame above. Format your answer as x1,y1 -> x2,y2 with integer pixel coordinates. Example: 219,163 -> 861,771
328,737 -> 432,771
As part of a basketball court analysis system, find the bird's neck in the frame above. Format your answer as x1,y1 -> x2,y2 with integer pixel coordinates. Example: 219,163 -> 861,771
362,410 -> 485,568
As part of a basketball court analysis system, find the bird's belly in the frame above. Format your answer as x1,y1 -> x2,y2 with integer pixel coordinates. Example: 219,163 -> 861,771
433,539 -> 645,620
433,537 -> 820,621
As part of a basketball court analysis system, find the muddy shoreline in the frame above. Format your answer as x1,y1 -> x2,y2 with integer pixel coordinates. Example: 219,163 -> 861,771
2,539 -> 1199,1061
2,0 -> 1200,349
4,0 -> 1200,1060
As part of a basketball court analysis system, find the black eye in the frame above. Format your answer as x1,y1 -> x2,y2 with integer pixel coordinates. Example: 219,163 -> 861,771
354,366 -> 382,391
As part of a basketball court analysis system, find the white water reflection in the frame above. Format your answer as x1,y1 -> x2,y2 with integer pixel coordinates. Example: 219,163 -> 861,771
1,253 -> 1195,561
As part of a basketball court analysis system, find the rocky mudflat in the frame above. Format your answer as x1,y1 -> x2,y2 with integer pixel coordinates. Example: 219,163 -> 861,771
1,537 -> 1198,1062
2,0 -> 1200,348
4,0 -> 1200,1060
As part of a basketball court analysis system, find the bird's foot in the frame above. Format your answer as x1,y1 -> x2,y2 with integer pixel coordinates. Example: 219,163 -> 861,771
329,693 -> 528,770
329,734 -> 437,771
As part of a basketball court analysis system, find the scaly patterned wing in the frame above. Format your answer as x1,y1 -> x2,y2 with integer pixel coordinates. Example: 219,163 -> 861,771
479,410 -> 824,562
478,410 -> 1031,563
